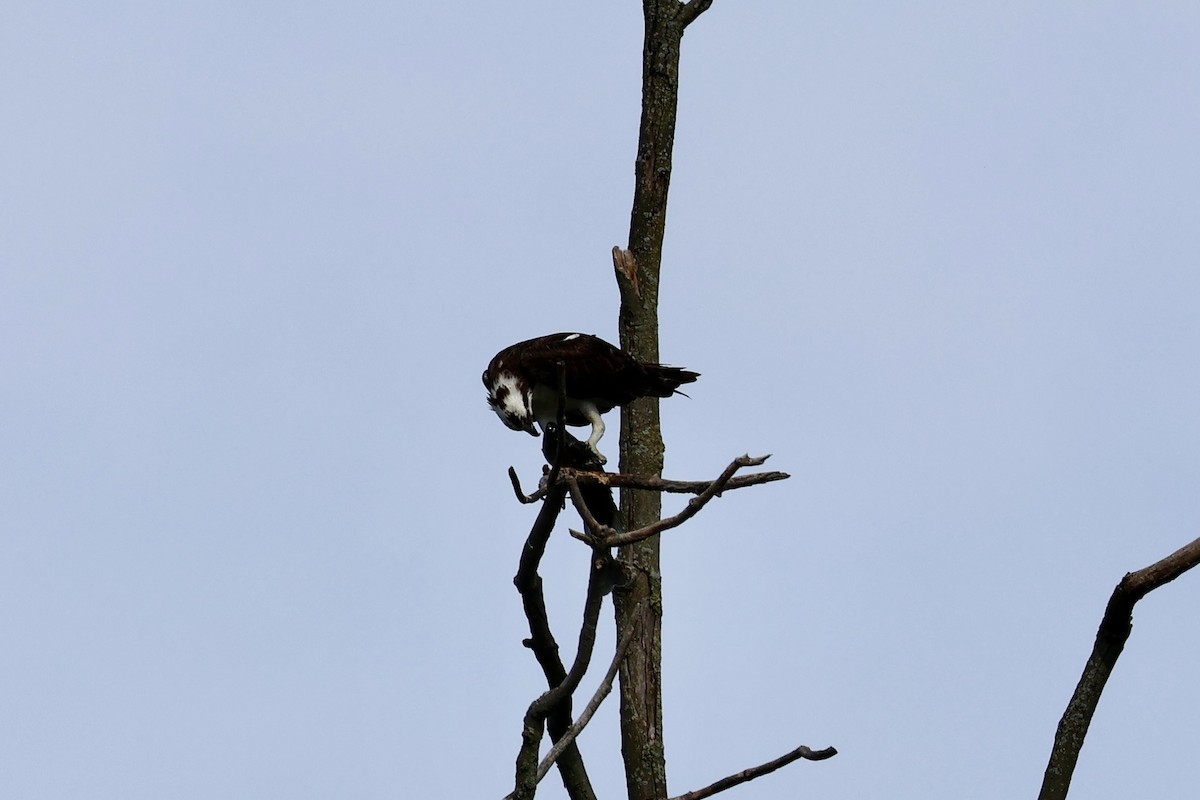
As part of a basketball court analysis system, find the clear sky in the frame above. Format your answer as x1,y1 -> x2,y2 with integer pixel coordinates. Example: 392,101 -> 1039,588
3,3 -> 1199,798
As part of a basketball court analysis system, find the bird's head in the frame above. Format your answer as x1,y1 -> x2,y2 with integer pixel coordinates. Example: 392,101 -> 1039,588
484,370 -> 539,437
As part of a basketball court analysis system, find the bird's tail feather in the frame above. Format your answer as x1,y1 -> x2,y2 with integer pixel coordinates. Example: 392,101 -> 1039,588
642,365 -> 700,397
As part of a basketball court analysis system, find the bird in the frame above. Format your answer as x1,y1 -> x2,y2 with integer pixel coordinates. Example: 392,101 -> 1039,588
483,332 -> 699,464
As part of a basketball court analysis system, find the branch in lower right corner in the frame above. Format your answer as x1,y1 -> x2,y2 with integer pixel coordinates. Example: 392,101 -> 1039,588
669,744 -> 838,800
1037,535 -> 1200,800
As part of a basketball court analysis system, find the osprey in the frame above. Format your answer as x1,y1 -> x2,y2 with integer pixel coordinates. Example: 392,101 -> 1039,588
483,332 -> 699,464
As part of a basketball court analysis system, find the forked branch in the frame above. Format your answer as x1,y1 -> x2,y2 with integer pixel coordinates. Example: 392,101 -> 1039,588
568,455 -> 778,547
510,386 -> 599,800
509,463 -> 788,506
569,466 -> 790,495
534,604 -> 642,787
513,541 -> 611,800
503,610 -> 640,800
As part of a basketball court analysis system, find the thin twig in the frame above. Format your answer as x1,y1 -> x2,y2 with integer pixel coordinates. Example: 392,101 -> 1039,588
592,455 -> 770,547
564,467 -> 790,494
509,463 -> 789,507
668,744 -> 838,800
1038,536 -> 1200,800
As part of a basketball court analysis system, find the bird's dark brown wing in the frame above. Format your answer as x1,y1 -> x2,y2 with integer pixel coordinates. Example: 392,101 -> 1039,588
491,332 -> 698,408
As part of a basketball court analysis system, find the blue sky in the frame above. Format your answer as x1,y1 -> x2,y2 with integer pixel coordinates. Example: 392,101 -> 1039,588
3,3 -> 1199,798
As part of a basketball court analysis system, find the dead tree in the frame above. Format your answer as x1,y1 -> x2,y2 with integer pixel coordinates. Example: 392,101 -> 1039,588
501,2 -> 835,799
494,3 -> 1200,798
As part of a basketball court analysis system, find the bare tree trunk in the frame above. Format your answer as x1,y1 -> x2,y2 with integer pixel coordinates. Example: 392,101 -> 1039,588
613,3 -> 712,799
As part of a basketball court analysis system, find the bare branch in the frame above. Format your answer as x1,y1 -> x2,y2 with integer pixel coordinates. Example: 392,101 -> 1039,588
510,397 -> 612,798
512,419 -> 603,800
502,611 -> 638,800
564,466 -> 789,495
598,455 -> 771,547
678,0 -> 713,29
512,450 -> 794,794
509,462 -> 787,508
510,464 -> 788,507
1038,536 -> 1200,800
535,605 -> 642,785
508,466 -> 542,504
669,744 -> 838,800
510,484 -> 598,800
513,547 -> 612,800
1121,536 -> 1200,598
